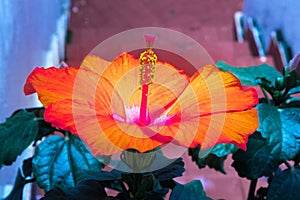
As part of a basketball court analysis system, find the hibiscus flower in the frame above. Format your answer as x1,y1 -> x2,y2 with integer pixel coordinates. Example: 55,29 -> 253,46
24,38 -> 258,156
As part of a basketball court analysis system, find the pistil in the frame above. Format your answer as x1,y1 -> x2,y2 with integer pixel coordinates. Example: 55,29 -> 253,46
138,35 -> 157,125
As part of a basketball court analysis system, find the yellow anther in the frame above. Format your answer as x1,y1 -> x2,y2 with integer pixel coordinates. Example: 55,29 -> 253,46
139,48 -> 157,86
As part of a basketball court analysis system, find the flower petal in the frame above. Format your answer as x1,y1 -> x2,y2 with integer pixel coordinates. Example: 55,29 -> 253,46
125,62 -> 190,122
85,116 -> 169,155
24,67 -> 78,107
192,109 -> 258,150
166,64 -> 258,149
45,73 -> 125,132
80,54 -> 111,75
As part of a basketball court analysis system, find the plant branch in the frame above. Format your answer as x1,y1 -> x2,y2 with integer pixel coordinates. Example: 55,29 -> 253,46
247,179 -> 258,200
261,87 -> 271,104
284,161 -> 292,169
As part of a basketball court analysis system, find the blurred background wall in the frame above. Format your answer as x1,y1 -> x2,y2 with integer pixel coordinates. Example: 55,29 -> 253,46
243,0 -> 300,55
0,0 -> 70,198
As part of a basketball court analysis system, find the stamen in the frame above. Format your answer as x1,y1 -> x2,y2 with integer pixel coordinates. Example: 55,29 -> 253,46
138,35 -> 157,125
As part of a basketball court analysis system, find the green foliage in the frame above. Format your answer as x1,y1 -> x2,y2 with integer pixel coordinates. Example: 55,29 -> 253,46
257,103 -> 300,160
41,180 -> 107,200
216,61 -> 281,86
170,180 -> 212,200
32,134 -> 104,193
232,132 -> 281,180
154,158 -> 185,181
0,110 -> 38,167
121,173 -> 168,200
189,145 -> 228,174
288,85 -> 300,95
210,143 -> 238,157
267,165 -> 300,200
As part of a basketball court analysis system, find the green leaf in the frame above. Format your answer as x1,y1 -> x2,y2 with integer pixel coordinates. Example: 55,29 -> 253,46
267,165 -> 300,200
32,134 -> 104,193
170,180 -> 212,200
232,132 -> 281,180
210,143 -> 238,157
77,169 -> 122,182
35,119 -> 56,143
154,158 -> 185,181
11,108 -> 57,143
0,109 -> 38,167
41,180 -> 107,200
216,61 -> 281,86
188,145 -> 227,174
257,103 -> 300,160
288,85 -> 300,95
76,169 -> 123,192
281,97 -> 300,108
121,173 -> 168,200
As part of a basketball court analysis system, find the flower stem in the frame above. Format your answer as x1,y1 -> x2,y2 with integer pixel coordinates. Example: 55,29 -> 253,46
34,117 -> 44,121
260,87 -> 271,104
284,161 -> 292,169
247,179 -> 257,200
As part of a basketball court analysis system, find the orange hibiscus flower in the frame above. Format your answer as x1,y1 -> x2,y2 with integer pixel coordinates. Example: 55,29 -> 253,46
24,39 -> 258,156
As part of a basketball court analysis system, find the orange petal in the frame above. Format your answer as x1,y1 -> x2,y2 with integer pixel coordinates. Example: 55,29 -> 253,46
45,74 -> 125,133
192,109 -> 258,150
191,65 -> 258,115
45,99 -> 77,133
101,52 -> 140,87
82,53 -> 140,108
80,54 -> 111,75
166,64 -> 258,149
84,115 -> 168,155
24,67 -> 79,107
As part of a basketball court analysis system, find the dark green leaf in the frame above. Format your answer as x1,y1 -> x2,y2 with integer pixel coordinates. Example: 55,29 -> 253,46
210,143 -> 238,157
289,85 -> 300,95
76,169 -> 123,192
3,158 -> 34,200
35,120 -> 56,143
257,103 -> 300,160
140,174 -> 168,200
188,145 -> 227,174
200,155 -> 227,174
281,97 -> 300,108
267,165 -> 300,200
77,169 -> 122,182
169,180 -> 212,200
32,134 -> 104,193
41,180 -> 107,200
232,132 -> 281,180
11,107 -> 56,143
0,110 -> 38,167
41,188 -> 66,200
154,158 -> 185,181
216,61 -> 281,86
121,173 -> 168,200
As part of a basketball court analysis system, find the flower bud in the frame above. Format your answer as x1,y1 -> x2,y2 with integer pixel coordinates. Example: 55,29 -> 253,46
121,149 -> 156,172
288,52 -> 300,78
275,76 -> 285,91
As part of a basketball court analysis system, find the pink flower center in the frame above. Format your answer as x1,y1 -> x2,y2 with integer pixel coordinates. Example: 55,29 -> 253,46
112,106 -> 173,126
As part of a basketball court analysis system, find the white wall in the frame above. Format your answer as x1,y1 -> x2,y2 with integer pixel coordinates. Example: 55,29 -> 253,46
0,0 -> 70,198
